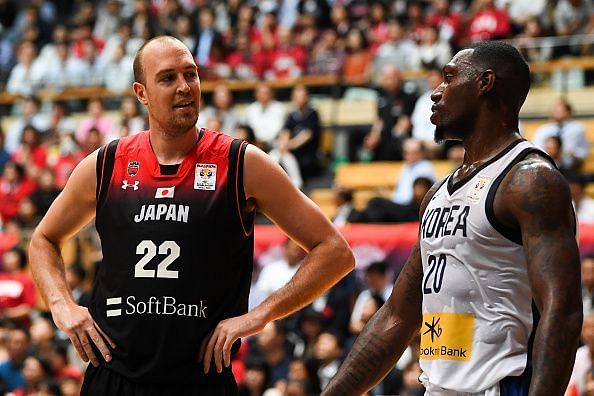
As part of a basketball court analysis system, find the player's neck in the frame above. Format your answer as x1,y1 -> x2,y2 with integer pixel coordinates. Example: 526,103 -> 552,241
462,130 -> 521,165
148,127 -> 199,165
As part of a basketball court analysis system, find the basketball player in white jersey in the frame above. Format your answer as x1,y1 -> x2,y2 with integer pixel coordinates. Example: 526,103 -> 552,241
323,41 -> 582,395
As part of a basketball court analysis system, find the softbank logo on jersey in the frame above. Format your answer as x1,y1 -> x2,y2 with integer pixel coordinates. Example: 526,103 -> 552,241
105,296 -> 207,318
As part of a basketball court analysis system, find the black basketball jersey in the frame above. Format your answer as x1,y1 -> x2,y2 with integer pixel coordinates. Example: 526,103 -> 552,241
92,128 -> 254,384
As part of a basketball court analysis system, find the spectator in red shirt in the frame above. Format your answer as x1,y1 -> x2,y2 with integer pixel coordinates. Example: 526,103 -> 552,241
266,26 -> 307,80
466,0 -> 510,42
0,247 -> 36,323
425,0 -> 462,48
406,2 -> 428,44
226,33 -> 259,80
11,125 -> 47,181
0,162 -> 36,222
368,2 -> 390,52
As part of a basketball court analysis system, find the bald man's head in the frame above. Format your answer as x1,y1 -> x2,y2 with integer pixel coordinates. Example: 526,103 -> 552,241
133,36 -> 187,85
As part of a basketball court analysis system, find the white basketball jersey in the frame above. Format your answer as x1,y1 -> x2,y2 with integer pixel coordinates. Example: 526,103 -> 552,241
419,140 -> 546,393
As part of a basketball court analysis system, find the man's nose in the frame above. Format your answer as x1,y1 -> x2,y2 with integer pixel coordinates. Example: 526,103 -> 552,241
430,84 -> 444,103
176,74 -> 190,93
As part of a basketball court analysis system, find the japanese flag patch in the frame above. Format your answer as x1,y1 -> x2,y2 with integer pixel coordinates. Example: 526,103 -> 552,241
194,164 -> 217,191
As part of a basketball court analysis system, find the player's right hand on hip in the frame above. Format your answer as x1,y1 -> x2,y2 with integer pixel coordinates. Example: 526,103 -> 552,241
51,302 -> 116,367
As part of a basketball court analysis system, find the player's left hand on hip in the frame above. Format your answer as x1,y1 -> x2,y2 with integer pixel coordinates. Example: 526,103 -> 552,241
199,313 -> 266,374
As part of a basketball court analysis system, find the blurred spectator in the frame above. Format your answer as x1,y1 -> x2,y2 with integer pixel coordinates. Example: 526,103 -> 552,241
6,41 -> 44,96
266,26 -> 307,80
253,321 -> 293,389
48,101 -> 77,140
406,2 -> 428,44
94,0 -> 122,41
365,66 -> 417,161
417,25 -> 452,68
332,187 -> 361,227
531,99 -> 587,171
65,263 -> 91,308
555,0 -> 593,37
238,355 -> 270,396
52,136 -> 82,189
287,358 -> 320,395
118,96 -> 146,136
0,162 -> 37,222
48,344 -> 83,383
372,20 -> 420,77
71,22 -> 105,60
367,2 -> 390,51
175,14 -> 196,51
293,309 -> 324,361
194,7 -> 224,68
13,355 -> 55,396
29,168 -> 60,216
568,312 -> 594,395
279,85 -> 321,181
269,133 -> 304,189
425,0 -> 463,48
75,98 -> 115,144
131,0 -> 157,39
399,360 -> 425,396
244,83 -> 286,150
102,20 -> 144,62
310,273 -> 358,338
11,125 -> 47,179
0,129 -> 10,176
466,0 -> 510,42
15,197 -> 40,237
80,127 -> 105,156
254,239 -> 305,300
158,0 -> 183,36
198,84 -> 240,135
313,330 -> 343,389
0,247 -> 36,323
411,66 -> 444,156
103,43 -> 134,93
37,24 -> 68,65
29,317 -> 54,359
349,262 -> 392,336
515,17 -> 554,63
60,376 -> 82,396
42,41 -> 86,90
329,4 -> 351,39
78,39 -> 106,87
0,327 -> 30,392
308,29 -> 345,76
566,172 -> 594,223
542,135 -> 565,170
582,256 -> 594,314
392,139 -> 436,205
506,0 -> 547,34
342,28 -> 373,86
226,32 -> 259,80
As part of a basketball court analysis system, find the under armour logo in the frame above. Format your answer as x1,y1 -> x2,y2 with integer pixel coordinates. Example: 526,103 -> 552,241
423,316 -> 443,343
122,180 -> 139,190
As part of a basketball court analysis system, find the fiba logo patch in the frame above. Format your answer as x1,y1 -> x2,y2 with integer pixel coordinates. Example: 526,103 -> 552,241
194,163 -> 217,191
466,175 -> 491,204
127,161 -> 140,177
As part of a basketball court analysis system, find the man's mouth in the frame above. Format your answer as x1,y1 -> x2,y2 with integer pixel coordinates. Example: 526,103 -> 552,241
173,101 -> 194,109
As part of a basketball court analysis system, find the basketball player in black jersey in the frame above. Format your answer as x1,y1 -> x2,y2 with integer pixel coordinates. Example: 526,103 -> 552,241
29,36 -> 354,395
323,42 -> 581,395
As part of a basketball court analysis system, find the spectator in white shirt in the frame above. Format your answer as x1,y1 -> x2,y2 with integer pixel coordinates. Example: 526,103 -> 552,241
411,66 -> 444,157
78,39 -> 106,86
244,83 -> 286,150
254,239 -> 305,300
532,99 -> 588,171
197,83 -> 240,136
566,172 -> 594,223
102,43 -> 134,93
349,262 -> 393,335
392,138 -> 436,205
6,97 -> 49,154
6,40 -> 45,96
42,41 -> 86,90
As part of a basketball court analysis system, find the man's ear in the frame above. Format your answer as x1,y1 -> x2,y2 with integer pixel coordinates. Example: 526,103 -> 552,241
478,69 -> 495,96
133,82 -> 148,106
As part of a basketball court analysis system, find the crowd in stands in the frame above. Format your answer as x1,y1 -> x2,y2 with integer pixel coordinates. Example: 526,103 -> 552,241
0,0 -> 594,395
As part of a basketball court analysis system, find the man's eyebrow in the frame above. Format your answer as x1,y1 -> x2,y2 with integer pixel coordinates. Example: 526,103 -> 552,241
155,66 -> 197,76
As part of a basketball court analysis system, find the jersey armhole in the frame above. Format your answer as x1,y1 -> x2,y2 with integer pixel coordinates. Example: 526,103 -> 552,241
228,140 -> 254,237
96,139 -> 119,209
485,148 -> 561,245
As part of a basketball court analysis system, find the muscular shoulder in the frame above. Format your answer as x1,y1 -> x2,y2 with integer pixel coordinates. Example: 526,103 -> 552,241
496,153 -> 573,230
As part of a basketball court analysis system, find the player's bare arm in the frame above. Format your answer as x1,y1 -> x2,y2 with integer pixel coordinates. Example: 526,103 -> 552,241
496,155 -> 582,395
201,145 -> 355,374
322,181 -> 443,395
29,151 -> 115,367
